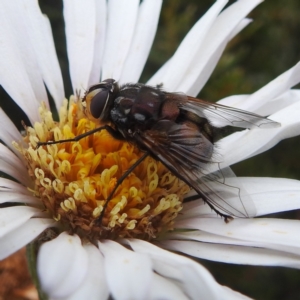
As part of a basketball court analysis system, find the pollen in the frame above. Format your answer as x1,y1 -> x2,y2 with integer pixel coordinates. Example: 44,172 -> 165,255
17,98 -> 190,240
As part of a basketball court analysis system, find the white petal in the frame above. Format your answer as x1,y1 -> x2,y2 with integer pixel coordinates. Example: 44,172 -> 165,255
101,0 -> 140,81
0,206 -> 42,238
0,2 -> 46,123
21,0 -> 65,110
0,108 -> 24,158
88,0 -> 107,86
119,0 -> 163,83
0,144 -> 31,186
209,100 -> 300,171
233,62 -> 300,113
218,90 -> 300,116
0,192 -> 39,205
155,0 -> 228,91
148,24 -> 256,92
170,224 -> 300,258
0,178 -> 30,195
99,240 -> 153,300
161,239 -> 300,268
178,0 -> 263,95
182,177 -> 300,219
63,0 -> 97,93
0,218 -> 54,259
38,232 -> 88,299
126,239 -> 227,300
227,177 -> 300,216
175,217 -> 300,253
62,244 -> 109,300
182,18 -> 252,96
168,230 -> 251,247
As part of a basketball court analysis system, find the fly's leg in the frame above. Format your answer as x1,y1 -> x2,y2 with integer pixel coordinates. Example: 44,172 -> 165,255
94,152 -> 149,226
37,125 -> 123,147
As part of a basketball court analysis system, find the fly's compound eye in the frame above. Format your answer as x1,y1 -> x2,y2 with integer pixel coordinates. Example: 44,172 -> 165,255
87,88 -> 110,119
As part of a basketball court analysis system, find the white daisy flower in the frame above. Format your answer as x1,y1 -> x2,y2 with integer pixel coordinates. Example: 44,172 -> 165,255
1,0 -> 300,299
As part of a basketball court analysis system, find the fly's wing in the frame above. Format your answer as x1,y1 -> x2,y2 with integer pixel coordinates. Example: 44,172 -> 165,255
135,119 -> 256,218
167,93 -> 280,129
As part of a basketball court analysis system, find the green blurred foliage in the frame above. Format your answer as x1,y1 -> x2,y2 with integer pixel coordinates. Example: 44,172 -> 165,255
2,0 -> 300,299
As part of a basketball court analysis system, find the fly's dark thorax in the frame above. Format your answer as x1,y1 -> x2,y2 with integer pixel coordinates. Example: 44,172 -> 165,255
110,84 -> 164,135
109,83 -> 214,163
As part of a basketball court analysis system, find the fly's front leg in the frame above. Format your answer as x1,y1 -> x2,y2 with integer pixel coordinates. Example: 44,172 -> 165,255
37,125 -> 122,147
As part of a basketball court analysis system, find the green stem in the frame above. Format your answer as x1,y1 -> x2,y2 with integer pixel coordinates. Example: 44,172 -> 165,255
26,242 -> 48,300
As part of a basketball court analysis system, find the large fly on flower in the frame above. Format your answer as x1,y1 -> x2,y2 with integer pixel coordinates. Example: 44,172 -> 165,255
38,78 -> 280,223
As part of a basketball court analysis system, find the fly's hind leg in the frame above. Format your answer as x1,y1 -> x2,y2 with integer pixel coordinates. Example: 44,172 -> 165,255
94,152 -> 149,226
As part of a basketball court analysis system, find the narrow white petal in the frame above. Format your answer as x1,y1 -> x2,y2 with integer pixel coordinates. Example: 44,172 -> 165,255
233,62 -> 300,113
216,101 -> 300,169
64,0 -> 97,93
182,18 -> 252,96
126,239 -> 226,299
0,143 -> 27,171
2,1 -> 49,104
178,0 -> 263,95
0,206 -> 42,238
21,0 -> 65,110
119,0 -> 163,83
218,90 -> 300,116
0,161 -> 31,188
182,177 -> 300,218
0,192 -> 39,205
169,228 -> 300,257
226,177 -> 300,216
0,108 -> 24,158
255,89 -> 300,115
161,239 -> 300,268
0,2 -> 46,123
0,144 -> 31,186
101,0 -> 140,81
88,0 -> 107,86
38,232 -> 88,299
67,244 -> 109,300
0,218 -> 54,260
175,217 -> 300,250
99,240 -> 153,300
218,94 -> 251,107
0,178 -> 30,194
168,230 -> 253,247
158,0 -> 228,91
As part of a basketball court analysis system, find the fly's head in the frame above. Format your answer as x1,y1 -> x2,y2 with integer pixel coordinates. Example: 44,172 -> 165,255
82,79 -> 119,124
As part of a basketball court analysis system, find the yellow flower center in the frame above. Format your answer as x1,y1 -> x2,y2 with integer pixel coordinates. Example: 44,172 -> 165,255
16,97 -> 190,240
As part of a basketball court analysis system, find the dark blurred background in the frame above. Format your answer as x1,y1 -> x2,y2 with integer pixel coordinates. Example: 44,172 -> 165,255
1,0 -> 300,299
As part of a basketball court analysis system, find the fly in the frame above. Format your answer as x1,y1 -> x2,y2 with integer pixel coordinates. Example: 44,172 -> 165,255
38,79 -> 280,223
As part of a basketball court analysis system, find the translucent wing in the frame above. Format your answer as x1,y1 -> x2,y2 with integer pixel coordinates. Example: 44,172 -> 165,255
135,119 -> 256,218
166,93 -> 280,129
